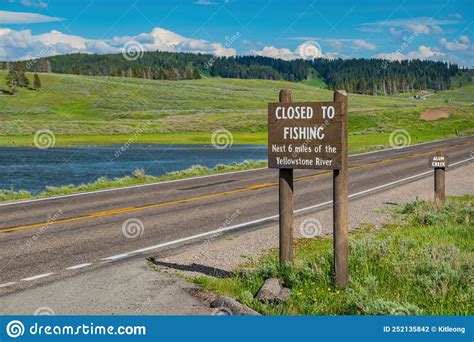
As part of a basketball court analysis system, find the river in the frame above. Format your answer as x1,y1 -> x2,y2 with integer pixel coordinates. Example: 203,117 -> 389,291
0,144 -> 267,194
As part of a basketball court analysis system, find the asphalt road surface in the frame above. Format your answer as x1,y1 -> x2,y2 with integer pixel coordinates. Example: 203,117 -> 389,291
1,136 -> 473,296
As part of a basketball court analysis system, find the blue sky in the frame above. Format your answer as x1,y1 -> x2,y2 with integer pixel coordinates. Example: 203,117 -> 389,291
0,0 -> 473,66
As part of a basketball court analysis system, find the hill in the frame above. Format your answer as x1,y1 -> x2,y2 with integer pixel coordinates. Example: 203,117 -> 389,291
0,71 -> 473,150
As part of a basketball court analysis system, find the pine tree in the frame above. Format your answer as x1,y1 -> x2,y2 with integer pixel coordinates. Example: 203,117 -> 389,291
33,73 -> 41,90
6,69 -> 18,92
192,68 -> 201,79
146,66 -> 153,80
167,68 -> 178,81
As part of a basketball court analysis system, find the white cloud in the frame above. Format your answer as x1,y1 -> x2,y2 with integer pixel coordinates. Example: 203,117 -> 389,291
330,40 -> 343,50
448,13 -> 463,19
251,46 -> 296,61
0,26 -> 237,60
325,38 -> 376,51
389,27 -> 402,36
361,17 -> 458,35
353,39 -> 376,51
288,36 -> 321,41
251,41 -> 324,61
440,35 -> 471,51
252,39 -> 376,60
358,27 -> 382,33
193,0 -> 218,5
20,0 -> 48,8
7,0 -> 48,8
373,45 -> 444,61
0,10 -> 61,24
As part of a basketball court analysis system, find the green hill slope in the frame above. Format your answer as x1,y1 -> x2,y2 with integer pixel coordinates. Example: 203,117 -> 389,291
0,72 -> 473,149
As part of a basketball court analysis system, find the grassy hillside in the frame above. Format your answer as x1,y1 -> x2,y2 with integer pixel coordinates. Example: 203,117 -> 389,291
0,71 -> 473,149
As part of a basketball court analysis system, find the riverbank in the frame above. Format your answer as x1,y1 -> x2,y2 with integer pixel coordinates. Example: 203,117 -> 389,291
0,160 -> 266,203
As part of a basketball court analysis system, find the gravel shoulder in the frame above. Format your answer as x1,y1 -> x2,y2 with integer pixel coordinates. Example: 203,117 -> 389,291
0,258 -> 213,315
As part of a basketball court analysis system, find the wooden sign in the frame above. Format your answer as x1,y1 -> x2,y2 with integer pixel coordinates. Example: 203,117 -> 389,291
268,102 -> 343,169
269,89 -> 349,289
429,154 -> 448,169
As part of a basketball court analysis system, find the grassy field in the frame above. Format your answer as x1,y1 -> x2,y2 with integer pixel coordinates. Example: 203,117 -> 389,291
0,71 -> 473,149
192,196 -> 474,315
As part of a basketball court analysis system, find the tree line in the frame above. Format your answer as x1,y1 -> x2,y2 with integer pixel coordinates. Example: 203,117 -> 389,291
1,51 -> 465,95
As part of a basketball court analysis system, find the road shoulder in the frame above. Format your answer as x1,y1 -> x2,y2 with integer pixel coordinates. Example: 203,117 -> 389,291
0,258 -> 212,315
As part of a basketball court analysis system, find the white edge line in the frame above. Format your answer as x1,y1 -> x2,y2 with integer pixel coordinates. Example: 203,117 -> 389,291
65,263 -> 92,270
102,157 -> 472,261
0,282 -> 17,288
21,273 -> 55,281
2,137 -> 471,208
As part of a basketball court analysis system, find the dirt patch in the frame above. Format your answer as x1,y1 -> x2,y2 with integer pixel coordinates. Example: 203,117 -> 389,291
420,107 -> 458,121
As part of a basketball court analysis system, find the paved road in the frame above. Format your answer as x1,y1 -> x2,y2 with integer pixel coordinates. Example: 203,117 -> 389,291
1,136 -> 473,296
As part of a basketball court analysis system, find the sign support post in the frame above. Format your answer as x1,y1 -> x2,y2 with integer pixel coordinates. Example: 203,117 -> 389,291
429,151 -> 448,207
332,90 -> 349,288
434,167 -> 445,206
278,89 -> 294,265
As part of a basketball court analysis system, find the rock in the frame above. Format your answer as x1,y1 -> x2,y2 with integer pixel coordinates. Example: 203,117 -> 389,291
275,287 -> 291,303
256,278 -> 291,303
211,296 -> 260,316
256,278 -> 281,301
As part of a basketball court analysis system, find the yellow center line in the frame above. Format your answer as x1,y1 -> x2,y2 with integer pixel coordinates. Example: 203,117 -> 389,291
1,141 -> 472,234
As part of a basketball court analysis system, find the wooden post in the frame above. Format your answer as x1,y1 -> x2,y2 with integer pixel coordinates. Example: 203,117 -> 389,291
333,90 -> 349,288
434,167 -> 445,206
279,89 -> 294,265
434,151 -> 446,207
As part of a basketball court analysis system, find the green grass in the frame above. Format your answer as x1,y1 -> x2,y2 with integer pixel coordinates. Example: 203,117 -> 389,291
0,160 -> 266,203
192,196 -> 474,315
1,71 -> 473,149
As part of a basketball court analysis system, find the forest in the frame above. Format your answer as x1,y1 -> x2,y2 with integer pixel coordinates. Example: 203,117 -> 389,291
0,50 -> 465,95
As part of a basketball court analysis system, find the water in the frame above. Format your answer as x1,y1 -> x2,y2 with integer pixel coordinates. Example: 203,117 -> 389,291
0,145 -> 267,194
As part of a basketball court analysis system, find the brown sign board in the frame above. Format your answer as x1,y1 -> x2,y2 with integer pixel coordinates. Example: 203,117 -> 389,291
268,102 -> 343,170
429,154 -> 448,169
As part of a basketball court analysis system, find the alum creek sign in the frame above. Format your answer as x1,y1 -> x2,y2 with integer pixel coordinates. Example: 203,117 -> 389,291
268,102 -> 343,169
429,154 -> 448,168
